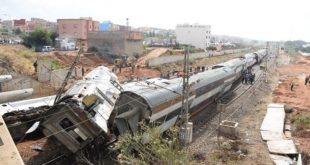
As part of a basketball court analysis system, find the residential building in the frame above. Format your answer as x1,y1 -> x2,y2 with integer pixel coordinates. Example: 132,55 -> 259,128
88,31 -> 144,57
0,20 -> 14,30
26,18 -> 57,32
175,24 -> 211,50
57,17 -> 99,49
14,19 -> 26,26
99,21 -> 131,32
13,19 -> 27,31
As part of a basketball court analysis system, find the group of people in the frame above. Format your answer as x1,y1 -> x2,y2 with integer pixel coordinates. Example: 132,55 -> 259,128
242,67 -> 255,85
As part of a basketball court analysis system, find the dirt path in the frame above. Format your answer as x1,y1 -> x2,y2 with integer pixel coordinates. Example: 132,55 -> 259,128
136,48 -> 168,66
272,54 -> 310,157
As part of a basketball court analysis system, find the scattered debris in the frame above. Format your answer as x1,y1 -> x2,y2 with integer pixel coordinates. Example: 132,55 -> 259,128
30,144 -> 44,152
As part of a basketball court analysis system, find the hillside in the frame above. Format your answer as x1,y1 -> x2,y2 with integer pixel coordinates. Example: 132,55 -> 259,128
0,45 -> 36,75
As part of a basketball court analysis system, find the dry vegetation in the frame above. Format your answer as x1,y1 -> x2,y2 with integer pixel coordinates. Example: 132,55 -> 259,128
0,45 -> 36,75
116,125 -> 194,165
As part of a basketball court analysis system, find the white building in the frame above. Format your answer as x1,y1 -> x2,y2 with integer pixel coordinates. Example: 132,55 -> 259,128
175,24 -> 211,50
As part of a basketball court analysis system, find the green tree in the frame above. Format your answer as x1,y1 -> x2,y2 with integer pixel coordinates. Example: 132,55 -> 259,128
22,28 -> 52,48
13,27 -> 22,35
50,31 -> 59,46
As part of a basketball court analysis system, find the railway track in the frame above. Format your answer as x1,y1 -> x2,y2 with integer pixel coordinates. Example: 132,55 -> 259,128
190,64 -> 264,141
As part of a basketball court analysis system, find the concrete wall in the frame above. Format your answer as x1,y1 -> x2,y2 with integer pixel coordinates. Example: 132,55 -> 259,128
148,48 -> 250,66
36,58 -> 83,89
88,31 -> 144,57
88,32 -> 125,55
125,40 -> 144,57
50,67 -> 83,89
0,76 -> 34,92
37,59 -> 52,82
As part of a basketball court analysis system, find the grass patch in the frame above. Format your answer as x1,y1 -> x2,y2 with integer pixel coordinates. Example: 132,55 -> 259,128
292,114 -> 310,129
51,60 -> 64,70
291,113 -> 310,138
38,56 -> 65,70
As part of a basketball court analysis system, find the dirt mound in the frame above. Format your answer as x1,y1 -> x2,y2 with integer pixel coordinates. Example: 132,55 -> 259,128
136,48 -> 168,66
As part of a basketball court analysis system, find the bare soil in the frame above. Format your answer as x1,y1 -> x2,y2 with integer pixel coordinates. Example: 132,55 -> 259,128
136,48 -> 168,66
272,54 -> 310,156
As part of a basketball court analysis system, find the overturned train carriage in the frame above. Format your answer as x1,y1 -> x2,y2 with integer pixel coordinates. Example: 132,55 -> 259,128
41,66 -> 121,153
113,67 -> 236,135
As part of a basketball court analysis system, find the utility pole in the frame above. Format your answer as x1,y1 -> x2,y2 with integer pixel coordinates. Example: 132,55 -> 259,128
54,48 -> 82,104
265,42 -> 269,83
183,47 -> 189,124
126,18 -> 129,31
180,46 -> 192,147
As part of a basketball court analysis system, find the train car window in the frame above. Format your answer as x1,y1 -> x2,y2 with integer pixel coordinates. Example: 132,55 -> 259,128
59,118 -> 74,131
162,82 -> 170,85
212,65 -> 224,69
59,118 -> 87,144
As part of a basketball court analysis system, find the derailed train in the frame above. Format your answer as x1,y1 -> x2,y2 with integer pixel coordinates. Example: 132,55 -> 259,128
1,49 -> 266,155
113,49 -> 267,136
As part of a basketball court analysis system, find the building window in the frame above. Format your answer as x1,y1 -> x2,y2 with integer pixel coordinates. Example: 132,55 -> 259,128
74,32 -> 78,36
74,24 -> 78,28
62,24 -> 66,29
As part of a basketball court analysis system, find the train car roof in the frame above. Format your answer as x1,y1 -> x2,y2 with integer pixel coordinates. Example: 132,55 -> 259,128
0,95 -> 56,115
121,67 -> 235,109
214,58 -> 244,68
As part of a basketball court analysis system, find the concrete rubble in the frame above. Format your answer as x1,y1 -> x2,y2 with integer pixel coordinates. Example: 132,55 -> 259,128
260,103 -> 302,165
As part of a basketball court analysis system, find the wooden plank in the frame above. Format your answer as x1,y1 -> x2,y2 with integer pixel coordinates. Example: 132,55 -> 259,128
267,140 -> 298,154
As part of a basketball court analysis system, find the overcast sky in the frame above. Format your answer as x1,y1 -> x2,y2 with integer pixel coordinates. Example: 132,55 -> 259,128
1,0 -> 310,41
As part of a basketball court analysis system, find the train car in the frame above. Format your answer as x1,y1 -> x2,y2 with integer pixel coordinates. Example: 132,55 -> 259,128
243,53 -> 256,68
40,66 -> 121,153
255,49 -> 267,63
211,58 -> 246,81
112,67 -> 236,135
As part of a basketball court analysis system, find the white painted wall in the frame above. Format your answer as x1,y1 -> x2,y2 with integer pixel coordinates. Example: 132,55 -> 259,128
175,24 -> 211,50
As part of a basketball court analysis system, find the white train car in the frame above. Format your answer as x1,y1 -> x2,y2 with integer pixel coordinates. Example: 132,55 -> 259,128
112,67 -> 236,135
211,58 -> 246,81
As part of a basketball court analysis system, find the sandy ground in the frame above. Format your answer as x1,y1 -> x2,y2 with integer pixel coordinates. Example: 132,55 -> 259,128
136,48 -> 168,66
115,67 -> 161,82
272,54 -> 310,157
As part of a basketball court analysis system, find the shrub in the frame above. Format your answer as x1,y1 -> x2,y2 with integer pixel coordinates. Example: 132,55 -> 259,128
116,124 -> 194,165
